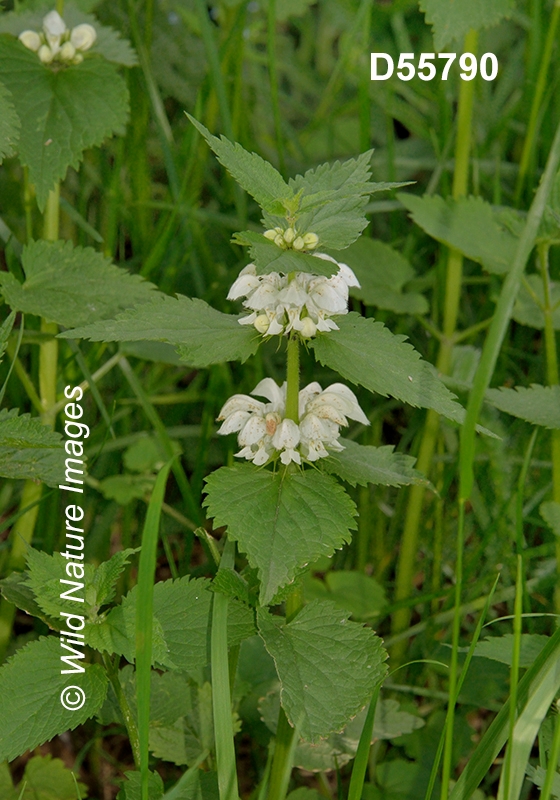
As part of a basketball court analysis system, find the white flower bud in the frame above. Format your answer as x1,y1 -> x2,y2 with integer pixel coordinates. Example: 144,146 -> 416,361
299,317 -> 317,338
59,41 -> 76,61
273,233 -> 287,249
19,30 -> 42,51
302,232 -> 319,249
263,229 -> 277,241
74,52 -> 84,63
38,44 -> 54,63
293,236 -> 305,251
283,227 -> 295,245
254,314 -> 270,334
71,23 -> 97,51
43,10 -> 67,37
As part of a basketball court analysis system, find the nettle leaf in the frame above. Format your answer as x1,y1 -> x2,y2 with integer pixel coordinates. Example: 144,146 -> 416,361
310,313 -> 466,424
0,636 -> 108,761
117,770 -> 164,800
232,231 -> 338,277
257,599 -> 388,742
0,572 -> 53,629
0,408 -> 64,486
0,80 -> 19,162
61,294 -> 261,368
92,577 -> 254,674
0,310 -> 16,366
541,502 -> 560,538
398,193 -> 517,275
188,115 -> 292,214
513,274 -> 560,330
0,240 -> 158,327
486,384 -> 560,429
474,634 -> 549,668
419,0 -> 515,50
328,238 -> 428,315
9,755 -> 88,800
204,465 -> 357,606
304,570 -> 387,620
322,438 -> 428,489
0,35 -> 129,210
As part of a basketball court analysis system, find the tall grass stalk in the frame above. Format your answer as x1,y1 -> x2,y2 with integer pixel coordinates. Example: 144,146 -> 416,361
135,460 -> 173,800
267,0 -> 286,176
391,29 -> 478,661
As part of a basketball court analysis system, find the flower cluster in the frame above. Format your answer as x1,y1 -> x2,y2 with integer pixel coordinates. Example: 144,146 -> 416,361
19,10 -> 96,66
217,378 -> 369,466
263,226 -> 319,252
228,253 -> 359,339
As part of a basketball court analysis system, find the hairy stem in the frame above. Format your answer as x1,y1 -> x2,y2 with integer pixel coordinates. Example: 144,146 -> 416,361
391,29 -> 478,661
285,335 -> 300,423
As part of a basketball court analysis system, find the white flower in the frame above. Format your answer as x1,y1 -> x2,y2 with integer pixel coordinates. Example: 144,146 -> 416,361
70,23 -> 97,51
228,252 -> 359,339
18,12 -> 96,65
19,30 -> 41,51
43,10 -> 67,52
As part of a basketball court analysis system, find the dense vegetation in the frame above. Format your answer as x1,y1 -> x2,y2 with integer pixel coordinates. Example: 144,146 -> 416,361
0,0 -> 560,799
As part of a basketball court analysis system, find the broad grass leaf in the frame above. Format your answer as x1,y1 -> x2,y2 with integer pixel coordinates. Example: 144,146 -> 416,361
257,599 -> 388,742
310,313 -> 466,423
0,80 -> 19,162
398,193 -> 517,275
0,636 -> 108,761
485,384 -> 560,429
419,0 -> 515,50
204,465 -> 357,605
0,35 -> 129,210
188,115 -> 292,214
0,240 -> 158,327
513,274 -> 560,329
0,408 -> 64,486
541,501 -> 560,538
474,634 -> 549,667
322,439 -> 428,488
7,755 -> 87,800
329,238 -> 428,314
61,294 -> 261,368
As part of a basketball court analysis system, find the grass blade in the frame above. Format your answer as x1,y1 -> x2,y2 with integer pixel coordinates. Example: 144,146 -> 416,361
347,682 -> 381,800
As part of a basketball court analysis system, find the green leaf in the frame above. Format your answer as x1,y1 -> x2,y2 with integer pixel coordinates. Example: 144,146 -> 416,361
327,238 -> 428,315
204,465 -> 357,606
525,765 -> 560,799
60,294 -> 261,368
310,313 -> 466,424
513,274 -> 560,329
11,755 -> 88,800
271,0 -> 315,21
322,438 -> 428,488
0,80 -> 19,162
419,0 -> 515,50
0,572 -> 55,629
0,310 -> 16,366
0,35 -> 129,210
163,769 -> 219,800
485,384 -> 560,429
541,501 -> 560,537
0,240 -> 158,327
188,115 -> 292,214
303,570 -> 387,620
94,577 -> 254,674
0,636 -> 108,762
398,193 -> 518,275
474,634 -> 549,668
232,231 -> 338,277
118,770 -> 164,800
99,474 -> 155,504
0,408 -> 64,486
257,599 -> 388,742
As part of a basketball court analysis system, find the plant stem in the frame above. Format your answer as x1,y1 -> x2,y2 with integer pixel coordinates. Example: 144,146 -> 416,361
285,335 -> 300,423
212,537 -> 240,800
104,655 -> 141,768
390,29 -> 478,661
514,0 -> 560,205
538,243 -> 560,609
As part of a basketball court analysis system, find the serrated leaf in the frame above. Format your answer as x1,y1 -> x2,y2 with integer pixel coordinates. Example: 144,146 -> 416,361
188,115 -> 292,213
99,474 -> 155,504
232,231 -> 338,277
526,765 -> 560,799
60,294 -> 260,368
541,502 -> 560,538
0,571 -> 57,629
513,274 -> 560,329
11,755 -> 88,800
0,80 -> 19,162
310,313 -> 466,424
485,384 -> 560,429
0,240 -> 157,327
94,577 -> 254,674
204,465 -> 357,605
419,0 -> 515,50
0,408 -> 64,486
304,570 -> 387,620
0,310 -> 16,366
0,35 -> 129,209
398,193 -> 517,275
474,634 -> 549,668
322,438 -> 428,488
327,238 -> 428,314
117,770 -> 164,800
0,636 -> 107,761
257,599 -> 387,741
